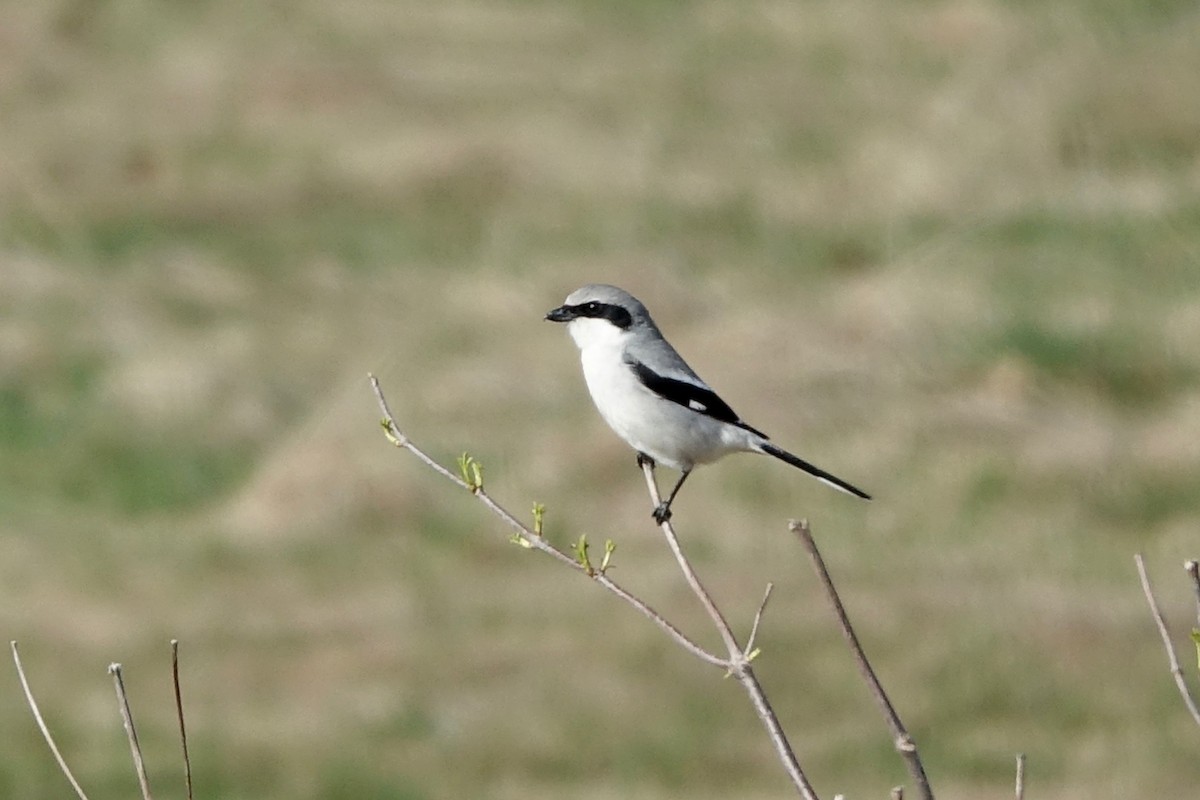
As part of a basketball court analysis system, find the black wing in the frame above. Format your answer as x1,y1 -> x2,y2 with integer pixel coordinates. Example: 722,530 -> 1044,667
628,357 -> 766,437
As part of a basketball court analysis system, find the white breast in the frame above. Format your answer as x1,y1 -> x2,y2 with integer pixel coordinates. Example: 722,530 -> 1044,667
573,326 -> 756,470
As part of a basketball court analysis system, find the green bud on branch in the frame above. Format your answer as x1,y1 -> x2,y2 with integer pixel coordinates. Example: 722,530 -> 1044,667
380,419 -> 404,447
599,539 -> 616,574
573,534 -> 593,575
456,452 -> 483,492
532,502 -> 546,536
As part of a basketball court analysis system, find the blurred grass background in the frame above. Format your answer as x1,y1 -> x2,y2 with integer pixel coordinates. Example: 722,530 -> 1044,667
2,0 -> 1200,797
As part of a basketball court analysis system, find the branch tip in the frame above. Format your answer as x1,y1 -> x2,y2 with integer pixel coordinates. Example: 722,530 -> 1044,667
745,582 -> 775,657
1134,553 -> 1200,728
1185,561 -> 1200,630
11,642 -> 91,800
171,639 -> 195,800
109,661 -> 153,800
793,518 -> 934,799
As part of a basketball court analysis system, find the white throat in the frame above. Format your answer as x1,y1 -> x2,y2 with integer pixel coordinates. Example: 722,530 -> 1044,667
567,317 -> 627,352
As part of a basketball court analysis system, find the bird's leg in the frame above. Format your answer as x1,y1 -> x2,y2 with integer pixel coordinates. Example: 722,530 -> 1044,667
653,469 -> 691,524
636,452 -> 656,470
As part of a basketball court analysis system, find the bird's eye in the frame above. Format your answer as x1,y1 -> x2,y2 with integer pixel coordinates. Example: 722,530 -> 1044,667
584,302 -> 599,313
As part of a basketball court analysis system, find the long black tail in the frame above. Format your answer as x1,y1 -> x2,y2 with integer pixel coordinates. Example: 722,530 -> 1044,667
759,442 -> 871,500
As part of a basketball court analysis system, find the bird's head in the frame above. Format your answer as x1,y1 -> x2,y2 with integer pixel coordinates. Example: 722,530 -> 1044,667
545,284 -> 650,350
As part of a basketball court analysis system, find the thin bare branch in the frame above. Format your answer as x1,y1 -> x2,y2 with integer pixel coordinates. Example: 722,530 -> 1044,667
1014,753 -> 1026,800
745,582 -> 775,658
370,375 -> 821,795
1185,560 -> 1200,632
368,375 -> 725,670
593,572 -> 726,668
741,666 -> 819,800
171,641 -> 194,800
109,663 -> 154,800
1134,554 -> 1200,728
791,519 -> 934,800
640,462 -> 819,800
638,462 -> 742,657
10,642 -> 91,800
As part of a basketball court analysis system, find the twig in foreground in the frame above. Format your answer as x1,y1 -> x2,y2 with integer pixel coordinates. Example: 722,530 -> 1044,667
791,519 -> 935,800
1134,554 -> 1200,729
171,640 -> 194,800
370,374 -> 819,798
745,582 -> 775,660
10,642 -> 91,800
109,663 -> 155,800
1186,560 -> 1200,634
368,374 -> 724,667
640,462 -> 819,800
1014,753 -> 1026,800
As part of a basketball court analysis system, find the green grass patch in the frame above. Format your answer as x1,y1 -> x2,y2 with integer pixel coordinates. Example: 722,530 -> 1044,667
995,320 -> 1195,407
58,436 -> 256,514
4,1 -> 1200,799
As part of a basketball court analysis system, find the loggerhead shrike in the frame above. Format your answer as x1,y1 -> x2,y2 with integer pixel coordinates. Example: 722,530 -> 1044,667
546,284 -> 870,523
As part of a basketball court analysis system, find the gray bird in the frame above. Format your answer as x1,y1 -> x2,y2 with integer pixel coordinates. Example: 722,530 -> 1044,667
546,284 -> 869,523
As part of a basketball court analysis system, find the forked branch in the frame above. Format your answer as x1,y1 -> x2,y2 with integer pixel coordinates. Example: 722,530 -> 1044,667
369,375 -> 819,797
639,461 -> 818,799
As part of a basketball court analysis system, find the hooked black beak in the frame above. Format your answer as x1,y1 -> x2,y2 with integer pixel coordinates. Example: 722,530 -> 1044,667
545,305 -> 574,323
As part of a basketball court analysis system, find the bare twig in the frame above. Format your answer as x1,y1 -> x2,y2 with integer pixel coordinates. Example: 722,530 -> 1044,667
1185,560 -> 1200,632
1134,554 -> 1200,728
171,641 -> 194,800
1014,753 -> 1026,800
745,583 -> 775,659
10,642 -> 91,800
109,663 -> 154,800
791,520 -> 934,800
369,374 -> 724,669
638,462 -> 744,658
371,375 -> 822,796
640,462 -> 819,799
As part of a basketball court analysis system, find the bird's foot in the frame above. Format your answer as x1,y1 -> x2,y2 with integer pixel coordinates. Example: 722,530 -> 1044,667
636,452 -> 656,470
652,502 -> 673,524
